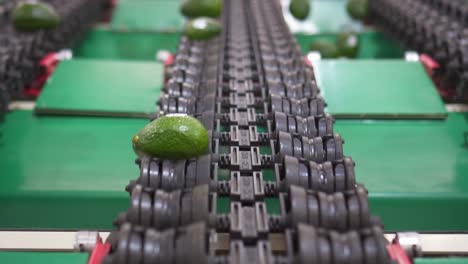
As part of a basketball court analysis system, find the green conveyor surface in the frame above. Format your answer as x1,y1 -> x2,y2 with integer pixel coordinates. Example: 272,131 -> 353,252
336,113 -> 468,231
35,59 -> 162,118
75,28 -> 180,60
308,0 -> 351,33
0,111 -> 144,229
1,0 -> 467,262
295,31 -> 404,58
0,252 -> 87,264
75,29 -> 403,61
1,111 -> 467,231
286,0 -> 352,34
110,0 -> 184,32
37,59 -> 442,119
109,0 -> 352,34
415,258 -> 468,264
315,60 -> 447,119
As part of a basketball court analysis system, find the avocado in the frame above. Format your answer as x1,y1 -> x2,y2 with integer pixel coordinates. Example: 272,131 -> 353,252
346,0 -> 368,20
133,114 -> 209,159
336,31 -> 359,58
12,2 -> 60,31
183,17 -> 222,40
181,0 -> 222,18
310,40 -> 340,58
289,0 -> 310,21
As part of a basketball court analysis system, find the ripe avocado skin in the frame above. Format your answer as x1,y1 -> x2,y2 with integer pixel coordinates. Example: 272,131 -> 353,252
336,31 -> 359,58
181,0 -> 222,18
184,17 -> 222,40
12,2 -> 60,31
289,0 -> 310,21
133,114 -> 209,159
346,0 -> 368,20
310,40 -> 340,58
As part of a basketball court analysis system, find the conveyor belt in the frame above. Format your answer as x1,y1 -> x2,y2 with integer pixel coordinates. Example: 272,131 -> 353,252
102,0 -> 393,263
0,0 -> 109,118
370,0 -> 468,102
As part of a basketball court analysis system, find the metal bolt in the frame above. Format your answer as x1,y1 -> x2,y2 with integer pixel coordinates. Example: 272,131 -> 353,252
156,50 -> 172,62
74,231 -> 100,252
306,52 -> 322,63
395,232 -> 423,258
405,51 -> 420,62
57,49 -> 73,61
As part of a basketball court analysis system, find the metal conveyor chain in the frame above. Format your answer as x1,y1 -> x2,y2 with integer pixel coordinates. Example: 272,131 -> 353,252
370,0 -> 468,102
101,0 -> 400,263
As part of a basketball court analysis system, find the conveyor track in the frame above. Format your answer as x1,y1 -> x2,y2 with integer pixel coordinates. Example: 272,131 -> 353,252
370,0 -> 468,102
103,0 -> 393,263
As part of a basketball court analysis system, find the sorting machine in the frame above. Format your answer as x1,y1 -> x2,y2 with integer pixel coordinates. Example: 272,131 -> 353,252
0,0 -> 467,263
99,0 -> 395,262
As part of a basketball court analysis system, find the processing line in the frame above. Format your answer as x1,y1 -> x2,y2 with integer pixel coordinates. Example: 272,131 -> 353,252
0,0 -> 467,263
94,0 -> 404,263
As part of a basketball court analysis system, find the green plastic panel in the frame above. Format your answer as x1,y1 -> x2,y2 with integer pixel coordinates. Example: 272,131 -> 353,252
75,28 -> 180,61
35,59 -> 161,118
75,30 -> 401,61
1,111 -> 467,231
308,0 -> 350,33
335,113 -> 468,231
295,31 -> 404,58
0,111 -> 144,229
286,0 -> 352,34
109,0 -> 349,34
0,252 -> 87,264
415,258 -> 468,264
75,30 -> 403,62
315,60 -> 447,119
111,0 -> 184,32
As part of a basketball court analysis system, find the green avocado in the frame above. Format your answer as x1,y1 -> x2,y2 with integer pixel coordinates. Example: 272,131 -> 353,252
183,17 -> 222,40
336,31 -> 359,58
310,40 -> 340,58
133,114 -> 209,159
346,0 -> 368,20
181,0 -> 222,18
12,2 -> 60,31
289,0 -> 310,21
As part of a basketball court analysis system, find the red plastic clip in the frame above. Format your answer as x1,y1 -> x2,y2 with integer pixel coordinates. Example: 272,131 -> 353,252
162,53 -> 175,84
387,240 -> 412,264
304,56 -> 313,67
88,236 -> 111,264
420,54 -> 440,77
23,53 -> 61,97
164,53 -> 175,66
419,53 -> 457,99
40,53 -> 60,76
